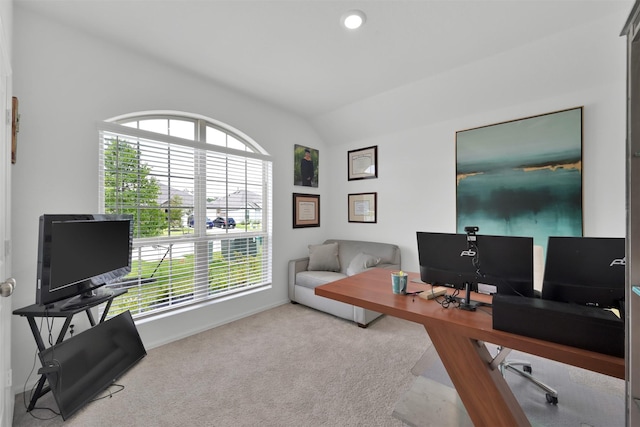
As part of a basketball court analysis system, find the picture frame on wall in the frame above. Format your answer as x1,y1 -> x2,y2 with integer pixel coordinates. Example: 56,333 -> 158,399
294,144 -> 319,187
348,192 -> 377,223
347,145 -> 377,180
293,193 -> 320,228
456,106 -> 583,253
11,97 -> 19,164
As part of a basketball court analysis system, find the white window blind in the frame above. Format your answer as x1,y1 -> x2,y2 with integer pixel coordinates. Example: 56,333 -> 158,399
98,116 -> 272,319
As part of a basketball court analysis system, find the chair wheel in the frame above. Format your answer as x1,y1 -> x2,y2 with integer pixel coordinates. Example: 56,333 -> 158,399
546,394 -> 558,405
523,366 -> 532,374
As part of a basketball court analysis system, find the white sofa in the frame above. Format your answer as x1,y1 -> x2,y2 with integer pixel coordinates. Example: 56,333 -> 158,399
288,239 -> 401,327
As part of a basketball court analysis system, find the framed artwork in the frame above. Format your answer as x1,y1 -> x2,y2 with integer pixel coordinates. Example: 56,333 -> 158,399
456,107 -> 583,253
348,192 -> 377,223
348,145 -> 377,180
293,193 -> 320,228
294,144 -> 318,187
11,97 -> 19,164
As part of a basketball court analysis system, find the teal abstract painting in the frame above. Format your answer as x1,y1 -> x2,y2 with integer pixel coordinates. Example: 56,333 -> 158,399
456,107 -> 583,253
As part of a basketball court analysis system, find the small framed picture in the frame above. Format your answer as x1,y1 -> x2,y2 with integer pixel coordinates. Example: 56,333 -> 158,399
348,145 -> 377,180
348,192 -> 377,223
293,193 -> 320,228
294,144 -> 319,187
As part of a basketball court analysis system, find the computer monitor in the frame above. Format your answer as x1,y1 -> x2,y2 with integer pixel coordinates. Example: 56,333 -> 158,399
416,232 -> 476,289
416,231 -> 535,302
541,236 -> 625,310
38,310 -> 146,420
473,234 -> 535,298
36,214 -> 133,309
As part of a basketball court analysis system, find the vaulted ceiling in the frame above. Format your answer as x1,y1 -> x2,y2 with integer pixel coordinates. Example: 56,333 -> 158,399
15,0 -> 633,143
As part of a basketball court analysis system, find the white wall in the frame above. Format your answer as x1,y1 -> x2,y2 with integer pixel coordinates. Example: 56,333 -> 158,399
322,11 -> 628,274
10,7 -> 327,393
0,2 -> 11,60
10,3 -> 629,396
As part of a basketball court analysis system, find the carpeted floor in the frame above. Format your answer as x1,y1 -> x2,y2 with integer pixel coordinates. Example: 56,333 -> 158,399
13,303 -> 429,426
393,343 -> 625,427
13,302 -> 625,427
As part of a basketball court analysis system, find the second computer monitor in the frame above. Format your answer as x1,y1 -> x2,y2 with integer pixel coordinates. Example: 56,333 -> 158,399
416,231 -> 534,297
542,236 -> 625,309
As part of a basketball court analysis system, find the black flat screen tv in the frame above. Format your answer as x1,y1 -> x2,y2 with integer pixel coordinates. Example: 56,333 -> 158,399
416,231 -> 534,297
38,310 -> 146,420
36,214 -> 133,309
541,236 -> 625,309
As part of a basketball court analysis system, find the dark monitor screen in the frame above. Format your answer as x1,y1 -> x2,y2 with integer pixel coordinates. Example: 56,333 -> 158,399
416,231 -> 534,297
38,310 -> 146,420
36,214 -> 133,308
417,232 -> 476,288
542,236 -> 625,309
50,220 -> 131,291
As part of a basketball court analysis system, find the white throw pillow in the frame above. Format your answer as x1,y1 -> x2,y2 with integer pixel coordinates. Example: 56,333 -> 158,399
346,252 -> 381,276
308,242 -> 341,272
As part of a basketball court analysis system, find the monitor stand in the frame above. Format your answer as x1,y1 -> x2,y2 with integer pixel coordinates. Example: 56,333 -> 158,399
60,289 -> 115,311
458,281 -> 481,311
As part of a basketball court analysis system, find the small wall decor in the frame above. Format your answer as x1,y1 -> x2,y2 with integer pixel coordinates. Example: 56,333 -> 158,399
348,145 -> 377,180
456,107 -> 583,253
293,193 -> 320,228
294,144 -> 319,187
348,192 -> 377,223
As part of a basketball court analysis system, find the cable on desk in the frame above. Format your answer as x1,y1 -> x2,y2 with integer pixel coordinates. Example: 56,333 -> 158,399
44,307 -> 55,347
434,288 -> 461,309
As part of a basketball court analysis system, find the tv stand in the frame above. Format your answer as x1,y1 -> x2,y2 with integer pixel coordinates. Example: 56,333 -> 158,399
60,288 -> 115,311
13,288 -> 127,412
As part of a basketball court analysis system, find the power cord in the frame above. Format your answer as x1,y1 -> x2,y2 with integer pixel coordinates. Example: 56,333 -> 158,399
435,288 -> 461,309
91,383 -> 125,402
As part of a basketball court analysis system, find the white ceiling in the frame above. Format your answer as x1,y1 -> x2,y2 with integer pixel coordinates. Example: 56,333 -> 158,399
15,0 -> 633,123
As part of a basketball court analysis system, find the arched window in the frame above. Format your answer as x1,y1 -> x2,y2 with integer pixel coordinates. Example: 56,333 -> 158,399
98,113 -> 272,318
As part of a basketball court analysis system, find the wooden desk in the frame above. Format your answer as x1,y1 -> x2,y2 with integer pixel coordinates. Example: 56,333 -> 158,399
315,268 -> 625,427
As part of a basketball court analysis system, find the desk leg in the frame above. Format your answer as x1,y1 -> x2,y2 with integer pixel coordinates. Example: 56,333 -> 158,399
100,299 -> 114,323
27,376 -> 50,412
56,316 -> 74,344
26,317 -> 46,352
423,325 -> 530,427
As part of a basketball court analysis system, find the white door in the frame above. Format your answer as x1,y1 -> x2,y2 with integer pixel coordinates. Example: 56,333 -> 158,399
0,16 -> 12,426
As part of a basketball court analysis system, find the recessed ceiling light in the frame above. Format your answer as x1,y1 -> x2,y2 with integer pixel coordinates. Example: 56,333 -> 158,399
341,10 -> 366,30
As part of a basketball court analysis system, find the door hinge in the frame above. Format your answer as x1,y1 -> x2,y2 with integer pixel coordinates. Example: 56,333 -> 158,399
5,369 -> 11,388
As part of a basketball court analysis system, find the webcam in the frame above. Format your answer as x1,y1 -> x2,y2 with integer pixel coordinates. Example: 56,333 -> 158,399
464,226 -> 479,234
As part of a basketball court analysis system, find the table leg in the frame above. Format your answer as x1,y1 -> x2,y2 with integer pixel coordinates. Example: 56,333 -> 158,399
26,317 -> 46,351
423,324 -> 530,427
27,375 -> 50,412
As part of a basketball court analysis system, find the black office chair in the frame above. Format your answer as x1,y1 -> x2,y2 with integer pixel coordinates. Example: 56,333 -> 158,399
495,244 -> 559,404
498,237 -> 626,405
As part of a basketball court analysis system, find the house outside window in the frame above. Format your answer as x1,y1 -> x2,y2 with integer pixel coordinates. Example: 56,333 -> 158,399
98,113 -> 272,319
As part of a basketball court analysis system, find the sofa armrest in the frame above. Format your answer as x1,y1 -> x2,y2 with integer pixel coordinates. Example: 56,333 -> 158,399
288,257 -> 310,301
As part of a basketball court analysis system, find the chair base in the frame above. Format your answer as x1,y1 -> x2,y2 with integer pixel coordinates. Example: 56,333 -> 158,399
501,359 -> 559,405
